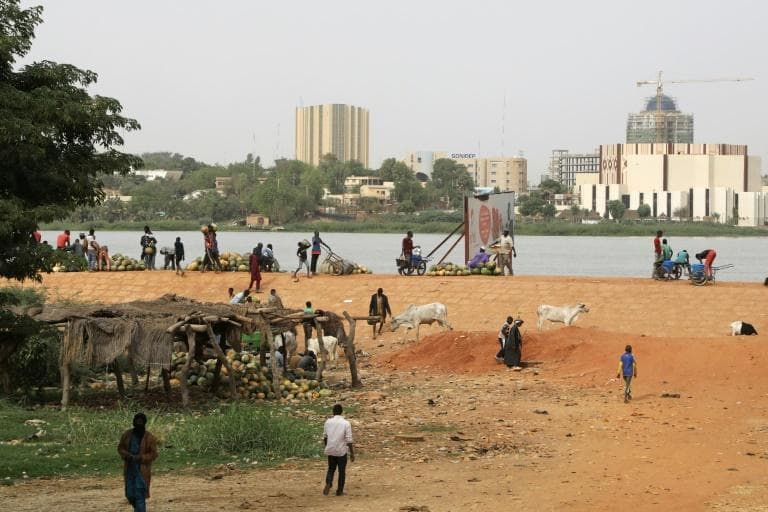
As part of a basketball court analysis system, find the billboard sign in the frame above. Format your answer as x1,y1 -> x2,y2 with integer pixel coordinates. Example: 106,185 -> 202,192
464,192 -> 515,261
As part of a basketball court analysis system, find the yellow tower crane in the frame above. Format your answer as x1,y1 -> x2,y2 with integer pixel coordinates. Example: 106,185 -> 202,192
636,71 -> 754,143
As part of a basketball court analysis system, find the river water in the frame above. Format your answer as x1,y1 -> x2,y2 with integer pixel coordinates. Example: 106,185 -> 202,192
41,230 -> 768,282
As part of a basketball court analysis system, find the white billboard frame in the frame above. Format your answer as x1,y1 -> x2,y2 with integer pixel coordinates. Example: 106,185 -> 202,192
463,192 -> 516,261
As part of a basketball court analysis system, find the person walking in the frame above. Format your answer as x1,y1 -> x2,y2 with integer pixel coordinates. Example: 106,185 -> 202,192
616,344 -> 637,403
140,226 -> 157,271
249,245 -> 262,292
652,230 -> 663,279
174,236 -> 185,276
497,229 -> 517,276
368,288 -> 392,339
496,316 -> 514,362
323,404 -> 354,497
292,240 -> 311,282
310,231 -> 331,276
117,412 -> 159,512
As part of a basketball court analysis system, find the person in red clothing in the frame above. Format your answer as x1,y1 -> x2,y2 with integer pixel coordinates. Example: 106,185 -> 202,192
32,228 -> 42,243
56,230 -> 71,250
695,249 -> 717,279
402,231 -> 414,262
652,230 -> 663,279
248,244 -> 262,292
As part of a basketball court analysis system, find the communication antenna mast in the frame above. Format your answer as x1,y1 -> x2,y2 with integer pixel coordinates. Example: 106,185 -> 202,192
501,91 -> 506,158
274,123 -> 280,161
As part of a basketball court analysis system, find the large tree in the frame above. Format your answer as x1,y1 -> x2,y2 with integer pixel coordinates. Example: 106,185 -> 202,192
0,0 -> 141,282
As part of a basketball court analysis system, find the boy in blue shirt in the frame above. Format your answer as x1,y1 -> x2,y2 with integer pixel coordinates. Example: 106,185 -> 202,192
616,345 -> 637,403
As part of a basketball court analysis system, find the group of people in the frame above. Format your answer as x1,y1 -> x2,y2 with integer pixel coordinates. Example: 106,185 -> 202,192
652,230 -> 717,279
51,228 -> 111,271
139,226 -> 186,275
292,231 -> 330,281
119,402 -> 355,509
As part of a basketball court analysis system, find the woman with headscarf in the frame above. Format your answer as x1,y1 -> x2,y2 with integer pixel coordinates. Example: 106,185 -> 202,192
249,243 -> 263,292
310,231 -> 331,275
503,318 -> 523,368
117,412 -> 159,512
140,226 -> 157,270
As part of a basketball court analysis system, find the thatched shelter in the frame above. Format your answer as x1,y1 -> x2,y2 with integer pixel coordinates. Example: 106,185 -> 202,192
27,294 -> 370,408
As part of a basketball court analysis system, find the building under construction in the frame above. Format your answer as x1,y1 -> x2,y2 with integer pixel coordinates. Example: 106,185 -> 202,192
626,95 -> 694,143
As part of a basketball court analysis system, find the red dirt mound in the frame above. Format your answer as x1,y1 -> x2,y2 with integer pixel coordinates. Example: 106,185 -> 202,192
383,326 -> 620,375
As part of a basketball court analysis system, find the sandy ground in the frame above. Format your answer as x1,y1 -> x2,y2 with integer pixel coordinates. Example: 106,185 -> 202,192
2,272 -> 768,511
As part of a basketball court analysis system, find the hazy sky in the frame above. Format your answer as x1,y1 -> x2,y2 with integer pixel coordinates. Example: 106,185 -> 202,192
21,0 -> 766,180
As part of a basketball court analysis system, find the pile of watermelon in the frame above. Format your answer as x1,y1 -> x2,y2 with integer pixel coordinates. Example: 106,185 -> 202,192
426,260 -> 503,276
168,349 -> 332,401
186,252 -> 250,272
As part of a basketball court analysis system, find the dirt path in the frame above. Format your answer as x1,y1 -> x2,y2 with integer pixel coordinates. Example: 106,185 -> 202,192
3,274 -> 768,511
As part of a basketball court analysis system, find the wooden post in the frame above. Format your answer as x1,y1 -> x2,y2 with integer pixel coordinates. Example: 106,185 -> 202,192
210,359 -> 223,392
113,359 -> 126,398
144,366 -> 151,391
314,319 -> 326,383
205,322 -> 237,400
342,311 -> 363,388
179,325 -> 196,408
60,361 -> 71,410
265,328 -> 281,399
161,368 -> 171,400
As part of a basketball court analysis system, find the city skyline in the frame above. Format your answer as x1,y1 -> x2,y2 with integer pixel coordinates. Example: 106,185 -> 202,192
20,0 -> 766,180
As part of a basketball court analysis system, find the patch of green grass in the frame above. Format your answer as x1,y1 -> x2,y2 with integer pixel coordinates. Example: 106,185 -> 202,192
0,400 -> 323,483
417,422 -> 454,433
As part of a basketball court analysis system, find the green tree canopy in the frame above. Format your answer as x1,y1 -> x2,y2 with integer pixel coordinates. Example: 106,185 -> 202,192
607,200 -> 626,221
637,203 -> 651,219
429,158 -> 475,207
0,0 -> 141,281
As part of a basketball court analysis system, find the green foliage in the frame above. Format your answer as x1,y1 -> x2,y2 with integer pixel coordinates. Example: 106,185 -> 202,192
0,401 -> 323,481
140,152 -> 207,173
517,193 -> 547,216
0,0 -> 140,282
541,203 -> 557,218
8,327 -> 61,393
637,203 -> 652,218
607,200 -> 626,220
429,158 -> 475,208
538,178 -> 565,196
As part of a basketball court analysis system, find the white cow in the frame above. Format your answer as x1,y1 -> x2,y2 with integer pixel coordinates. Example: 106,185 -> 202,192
536,303 -> 589,330
390,303 -> 453,340
308,336 -> 340,362
274,331 -> 297,359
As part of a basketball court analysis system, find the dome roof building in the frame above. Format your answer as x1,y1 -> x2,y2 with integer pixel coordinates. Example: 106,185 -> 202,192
627,95 -> 693,143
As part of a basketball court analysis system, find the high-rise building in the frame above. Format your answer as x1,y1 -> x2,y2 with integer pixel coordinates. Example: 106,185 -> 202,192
295,104 -> 369,167
402,151 -> 527,194
626,95 -> 693,143
548,149 -> 600,188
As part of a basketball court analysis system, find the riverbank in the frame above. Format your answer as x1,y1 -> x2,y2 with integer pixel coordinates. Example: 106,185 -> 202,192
41,218 -> 768,236
15,272 -> 767,337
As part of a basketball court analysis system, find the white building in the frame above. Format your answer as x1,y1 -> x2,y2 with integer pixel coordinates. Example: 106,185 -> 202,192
576,143 -> 766,226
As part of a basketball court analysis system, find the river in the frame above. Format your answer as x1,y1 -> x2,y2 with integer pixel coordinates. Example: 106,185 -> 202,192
41,230 -> 768,282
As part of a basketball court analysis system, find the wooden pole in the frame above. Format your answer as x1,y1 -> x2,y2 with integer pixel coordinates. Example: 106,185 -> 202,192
179,325 -> 196,408
266,328 -> 281,399
161,368 -> 171,400
342,311 -> 363,388
113,359 -> 126,398
205,322 -> 237,400
314,319 -> 326,383
425,222 -> 464,258
436,231 -> 465,265
60,361 -> 71,410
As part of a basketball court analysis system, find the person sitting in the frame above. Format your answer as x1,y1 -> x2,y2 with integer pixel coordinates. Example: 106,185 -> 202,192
275,345 -> 286,369
674,249 -> 690,272
695,249 -> 717,279
229,288 -> 250,304
468,247 -> 490,269
261,243 -> 275,271
297,351 -> 318,372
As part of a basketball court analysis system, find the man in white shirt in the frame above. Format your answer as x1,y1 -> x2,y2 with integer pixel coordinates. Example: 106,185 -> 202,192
229,289 -> 250,304
323,404 -> 354,496
498,229 -> 516,276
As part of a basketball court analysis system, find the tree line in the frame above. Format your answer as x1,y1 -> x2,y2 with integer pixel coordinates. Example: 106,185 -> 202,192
71,153 -> 477,225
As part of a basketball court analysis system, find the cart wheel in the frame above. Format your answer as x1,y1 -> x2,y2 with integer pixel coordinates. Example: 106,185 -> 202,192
405,264 -> 415,275
397,266 -> 404,275
330,262 -> 342,276
691,273 -> 707,286
417,261 -> 427,276
672,266 -> 682,280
